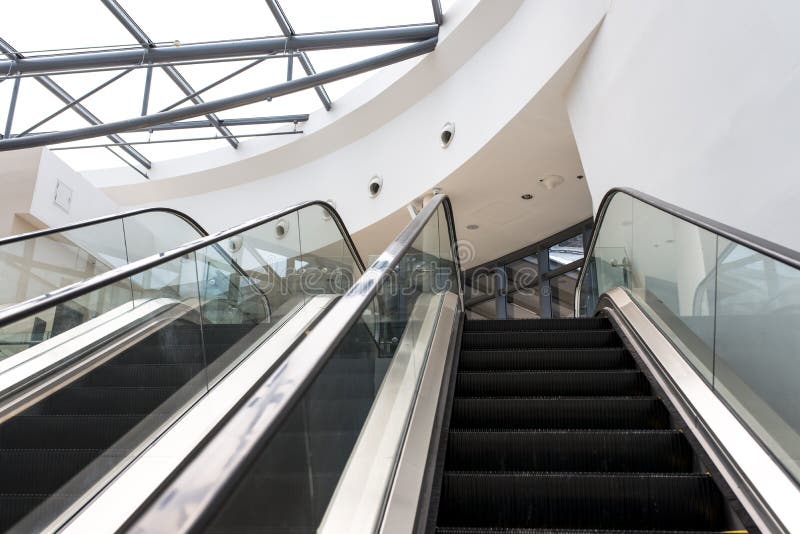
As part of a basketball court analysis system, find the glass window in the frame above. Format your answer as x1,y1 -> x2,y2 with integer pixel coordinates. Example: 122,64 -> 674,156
281,0 -> 433,33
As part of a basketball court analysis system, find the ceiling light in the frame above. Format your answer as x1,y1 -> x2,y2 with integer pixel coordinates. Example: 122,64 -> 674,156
521,193 -> 533,200
368,175 -> 383,198
440,122 -> 455,148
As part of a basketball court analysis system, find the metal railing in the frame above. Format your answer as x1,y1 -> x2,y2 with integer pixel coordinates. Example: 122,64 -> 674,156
0,200 -> 364,329
575,187 -> 800,315
0,206 -> 207,246
126,193 -> 462,533
575,186 -> 800,494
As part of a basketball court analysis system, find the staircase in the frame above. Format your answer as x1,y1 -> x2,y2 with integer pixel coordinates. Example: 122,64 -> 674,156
433,317 -> 744,533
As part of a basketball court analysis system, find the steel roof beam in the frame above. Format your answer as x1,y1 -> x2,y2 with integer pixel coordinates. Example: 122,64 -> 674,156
0,25 -> 439,78
144,115 -> 309,131
432,0 -> 444,25
0,37 -> 437,151
0,37 -> 152,169
101,0 -> 238,148
265,0 -> 332,111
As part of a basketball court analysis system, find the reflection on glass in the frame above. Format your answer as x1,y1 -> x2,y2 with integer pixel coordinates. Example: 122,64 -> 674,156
465,227 -> 585,320
0,203 -> 364,531
0,211 -> 204,357
580,191 -> 800,483
714,238 -> 800,482
204,203 -> 459,533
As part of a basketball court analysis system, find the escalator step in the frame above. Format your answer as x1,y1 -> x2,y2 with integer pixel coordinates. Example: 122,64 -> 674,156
461,331 -> 621,350
455,371 -> 650,397
465,318 -> 610,332
445,430 -> 693,472
437,472 -> 725,530
74,363 -> 203,387
27,386 -> 179,415
115,346 -> 204,365
0,414 -> 145,449
0,449 -> 103,492
0,494 -> 50,532
435,528 -> 731,533
450,398 -> 670,430
458,349 -> 634,371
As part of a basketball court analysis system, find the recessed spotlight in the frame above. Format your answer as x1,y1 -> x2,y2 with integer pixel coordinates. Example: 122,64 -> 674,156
466,224 -> 479,230
368,175 -> 383,197
577,175 -> 584,180
440,122 -> 455,148
521,193 -> 533,200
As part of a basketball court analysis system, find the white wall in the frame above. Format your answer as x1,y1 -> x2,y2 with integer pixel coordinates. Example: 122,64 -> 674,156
0,148 -> 40,237
28,149 -> 118,229
0,148 -> 119,238
567,0 -> 800,251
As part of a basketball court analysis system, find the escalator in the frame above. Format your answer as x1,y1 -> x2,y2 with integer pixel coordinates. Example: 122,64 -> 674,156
0,320 -> 251,531
0,189 -> 797,533
433,317 -> 736,532
0,201 -> 364,532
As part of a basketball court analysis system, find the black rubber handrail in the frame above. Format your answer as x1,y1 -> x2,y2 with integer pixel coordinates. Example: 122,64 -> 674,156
0,200 -> 365,329
0,206 -> 208,246
124,194 -> 463,533
576,187 -> 800,314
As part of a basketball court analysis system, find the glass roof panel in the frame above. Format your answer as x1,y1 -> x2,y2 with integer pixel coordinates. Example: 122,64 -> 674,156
119,0 -> 284,44
306,44 -> 404,100
48,69 -> 150,124
281,0 -> 434,33
3,77 -> 86,136
1,0 -> 445,172
2,1 -> 135,54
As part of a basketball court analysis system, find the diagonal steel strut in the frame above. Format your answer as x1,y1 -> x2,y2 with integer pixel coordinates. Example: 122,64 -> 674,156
100,0 -> 239,148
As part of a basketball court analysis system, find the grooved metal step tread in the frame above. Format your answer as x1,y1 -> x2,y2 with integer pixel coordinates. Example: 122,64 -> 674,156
445,430 -> 693,472
0,448 -> 105,493
438,472 -> 725,531
0,414 -> 147,449
458,349 -> 634,371
455,371 -> 650,397
436,528 -> 735,533
462,331 -> 622,350
450,398 -> 670,430
75,363 -> 202,387
465,318 -> 611,332
31,385 -> 179,415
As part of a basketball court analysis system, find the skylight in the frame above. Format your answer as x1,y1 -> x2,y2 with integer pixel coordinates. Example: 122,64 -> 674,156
0,0 -> 444,176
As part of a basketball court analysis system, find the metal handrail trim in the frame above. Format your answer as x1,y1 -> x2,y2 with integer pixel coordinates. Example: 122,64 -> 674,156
0,200 -> 364,328
125,193 -> 461,533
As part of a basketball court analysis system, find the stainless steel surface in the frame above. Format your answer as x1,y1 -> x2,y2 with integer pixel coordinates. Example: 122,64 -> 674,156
379,291 -> 459,534
126,193 -> 461,534
318,293 -> 444,534
0,199 -> 364,329
601,287 -> 800,533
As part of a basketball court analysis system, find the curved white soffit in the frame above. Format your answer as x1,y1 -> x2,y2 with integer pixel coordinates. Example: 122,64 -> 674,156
99,0 -> 610,235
